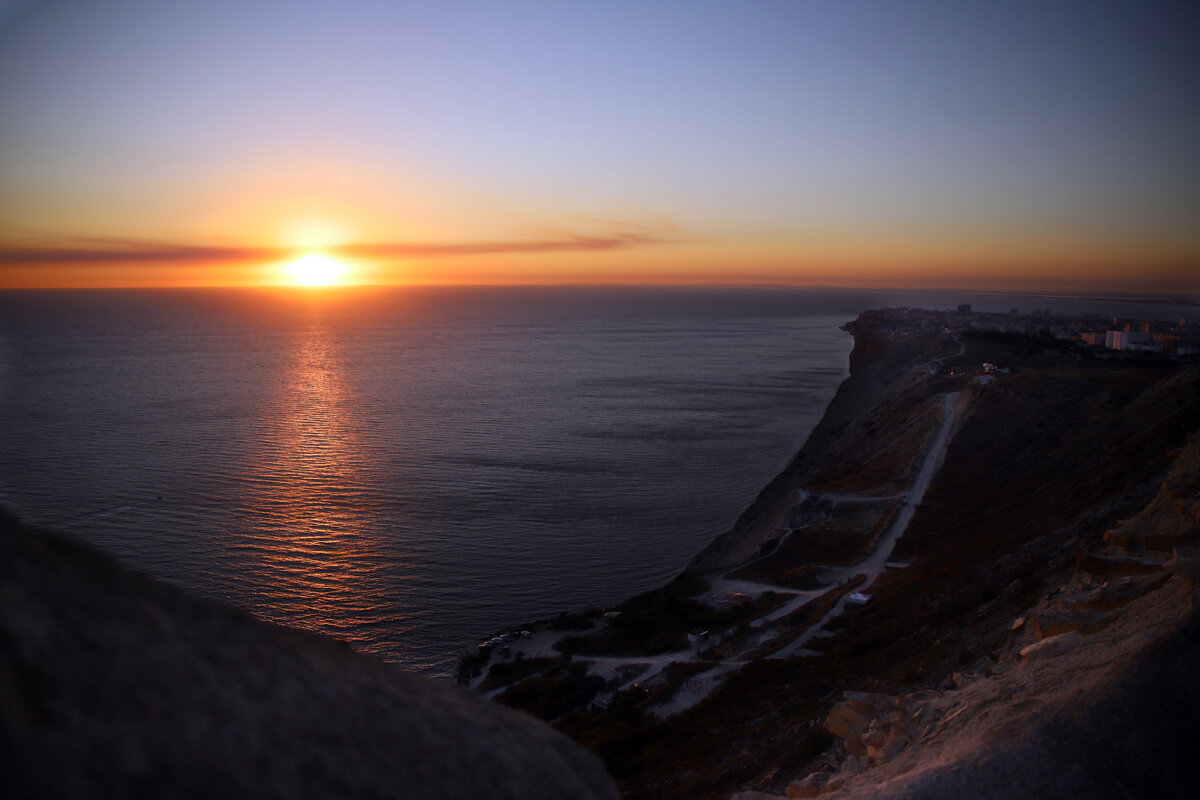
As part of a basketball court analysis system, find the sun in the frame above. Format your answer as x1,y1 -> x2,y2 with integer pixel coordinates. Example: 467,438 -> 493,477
284,253 -> 349,287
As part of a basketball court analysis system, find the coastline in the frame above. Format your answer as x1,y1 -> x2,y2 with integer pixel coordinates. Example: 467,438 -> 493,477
458,309 -> 1200,799
459,318 -> 954,645
684,321 -> 951,575
456,321 -> 959,677
1,287 -> 859,679
6,305 -> 1198,800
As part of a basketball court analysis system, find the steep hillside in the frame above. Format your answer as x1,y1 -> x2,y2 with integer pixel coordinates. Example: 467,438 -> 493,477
463,323 -> 1199,800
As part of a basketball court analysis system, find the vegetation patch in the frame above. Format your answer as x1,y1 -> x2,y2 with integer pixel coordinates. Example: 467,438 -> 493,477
478,654 -> 568,692
549,609 -> 600,631
560,590 -> 792,657
456,647 -> 492,683
494,661 -> 605,721
643,661 -> 715,708
729,504 -> 894,585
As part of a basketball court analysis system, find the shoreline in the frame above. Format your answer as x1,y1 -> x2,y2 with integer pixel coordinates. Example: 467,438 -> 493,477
683,321 -> 929,575
456,321 -> 960,685
458,307 -> 1200,799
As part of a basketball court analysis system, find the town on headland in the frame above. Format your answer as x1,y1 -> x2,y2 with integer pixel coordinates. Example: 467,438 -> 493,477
858,303 -> 1200,355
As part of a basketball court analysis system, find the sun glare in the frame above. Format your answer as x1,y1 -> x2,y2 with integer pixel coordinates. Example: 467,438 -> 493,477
284,253 -> 349,287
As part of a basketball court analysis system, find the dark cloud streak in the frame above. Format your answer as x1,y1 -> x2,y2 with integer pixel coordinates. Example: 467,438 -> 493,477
341,230 -> 669,258
0,230 -> 677,266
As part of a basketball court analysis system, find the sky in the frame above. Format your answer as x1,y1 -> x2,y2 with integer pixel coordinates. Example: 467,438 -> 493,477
0,0 -> 1197,292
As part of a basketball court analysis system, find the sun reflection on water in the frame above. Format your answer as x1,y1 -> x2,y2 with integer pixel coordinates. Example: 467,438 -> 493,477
234,313 -> 394,649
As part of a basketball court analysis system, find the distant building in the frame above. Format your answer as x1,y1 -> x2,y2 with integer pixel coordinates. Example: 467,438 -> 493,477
1107,331 -> 1155,351
1154,334 -> 1180,353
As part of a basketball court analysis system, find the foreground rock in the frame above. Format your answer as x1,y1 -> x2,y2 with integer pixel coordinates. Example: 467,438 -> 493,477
771,433 -> 1200,799
744,576 -> 1199,800
0,511 -> 618,800
809,578 -> 1199,800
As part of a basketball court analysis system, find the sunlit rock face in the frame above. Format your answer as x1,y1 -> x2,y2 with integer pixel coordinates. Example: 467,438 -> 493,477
0,510 -> 617,800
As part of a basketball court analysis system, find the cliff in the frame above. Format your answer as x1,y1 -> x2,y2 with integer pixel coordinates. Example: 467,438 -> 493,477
0,510 -> 617,800
783,433 -> 1200,800
460,319 -> 1200,800
687,324 -> 957,574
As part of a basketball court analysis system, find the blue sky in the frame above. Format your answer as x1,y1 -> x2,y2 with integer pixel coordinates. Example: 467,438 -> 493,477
1,0 -> 1197,290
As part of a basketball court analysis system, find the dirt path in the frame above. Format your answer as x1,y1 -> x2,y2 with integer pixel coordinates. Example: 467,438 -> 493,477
471,345 -> 969,719
644,388 -> 966,714
773,391 -> 961,657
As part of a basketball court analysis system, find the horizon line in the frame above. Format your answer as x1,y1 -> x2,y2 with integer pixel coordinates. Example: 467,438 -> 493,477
1,281 -> 1196,305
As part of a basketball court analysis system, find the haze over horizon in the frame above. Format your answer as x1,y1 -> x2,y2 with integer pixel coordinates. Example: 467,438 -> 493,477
1,0 -> 1197,293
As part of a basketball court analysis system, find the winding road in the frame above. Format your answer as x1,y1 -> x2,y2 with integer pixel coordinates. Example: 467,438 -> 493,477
473,335 -> 971,719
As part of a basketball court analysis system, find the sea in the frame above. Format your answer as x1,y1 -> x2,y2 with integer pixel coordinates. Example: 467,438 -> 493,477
1,285 -> 1193,677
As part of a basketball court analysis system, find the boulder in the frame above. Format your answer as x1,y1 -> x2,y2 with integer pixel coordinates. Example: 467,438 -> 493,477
785,770 -> 840,798
828,594 -> 1200,799
1103,528 -> 1142,548
0,512 -> 618,800
824,699 -> 874,755
1056,590 -> 1102,611
1029,609 -> 1111,639
824,693 -> 898,757
1143,531 -> 1200,552
1092,574 -> 1171,610
1165,546 -> 1200,585
1018,631 -> 1081,660
1075,553 -> 1165,577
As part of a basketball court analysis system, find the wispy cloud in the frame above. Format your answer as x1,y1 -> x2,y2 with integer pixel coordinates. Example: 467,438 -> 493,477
0,238 -> 277,264
342,229 -> 672,258
0,227 -> 679,265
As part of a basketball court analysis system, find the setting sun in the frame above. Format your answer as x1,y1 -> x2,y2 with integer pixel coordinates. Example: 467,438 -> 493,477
284,253 -> 349,287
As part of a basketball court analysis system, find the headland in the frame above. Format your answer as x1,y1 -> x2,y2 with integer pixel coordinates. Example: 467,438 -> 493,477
458,306 -> 1200,799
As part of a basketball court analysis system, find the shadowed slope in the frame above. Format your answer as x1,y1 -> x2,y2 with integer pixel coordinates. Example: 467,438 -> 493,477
0,511 -> 617,800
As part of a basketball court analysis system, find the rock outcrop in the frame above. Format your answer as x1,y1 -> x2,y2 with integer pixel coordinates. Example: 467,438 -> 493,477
0,511 -> 618,800
464,323 -> 1198,800
803,578 -> 1200,800
751,425 -> 1200,800
688,327 -> 954,574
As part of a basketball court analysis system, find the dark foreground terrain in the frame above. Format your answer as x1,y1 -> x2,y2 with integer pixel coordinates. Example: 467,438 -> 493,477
0,510 -> 617,800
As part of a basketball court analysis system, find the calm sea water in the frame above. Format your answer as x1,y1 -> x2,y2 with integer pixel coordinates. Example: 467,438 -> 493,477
1,286 -> 1191,676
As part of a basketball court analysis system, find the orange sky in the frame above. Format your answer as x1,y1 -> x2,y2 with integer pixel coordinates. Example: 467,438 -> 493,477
2,230 -> 1194,295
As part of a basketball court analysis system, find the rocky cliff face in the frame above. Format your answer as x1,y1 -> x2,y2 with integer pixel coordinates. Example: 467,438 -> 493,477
0,511 -> 618,800
754,435 -> 1200,800
465,326 -> 1199,800
723,349 -> 1200,800
687,327 -> 956,574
